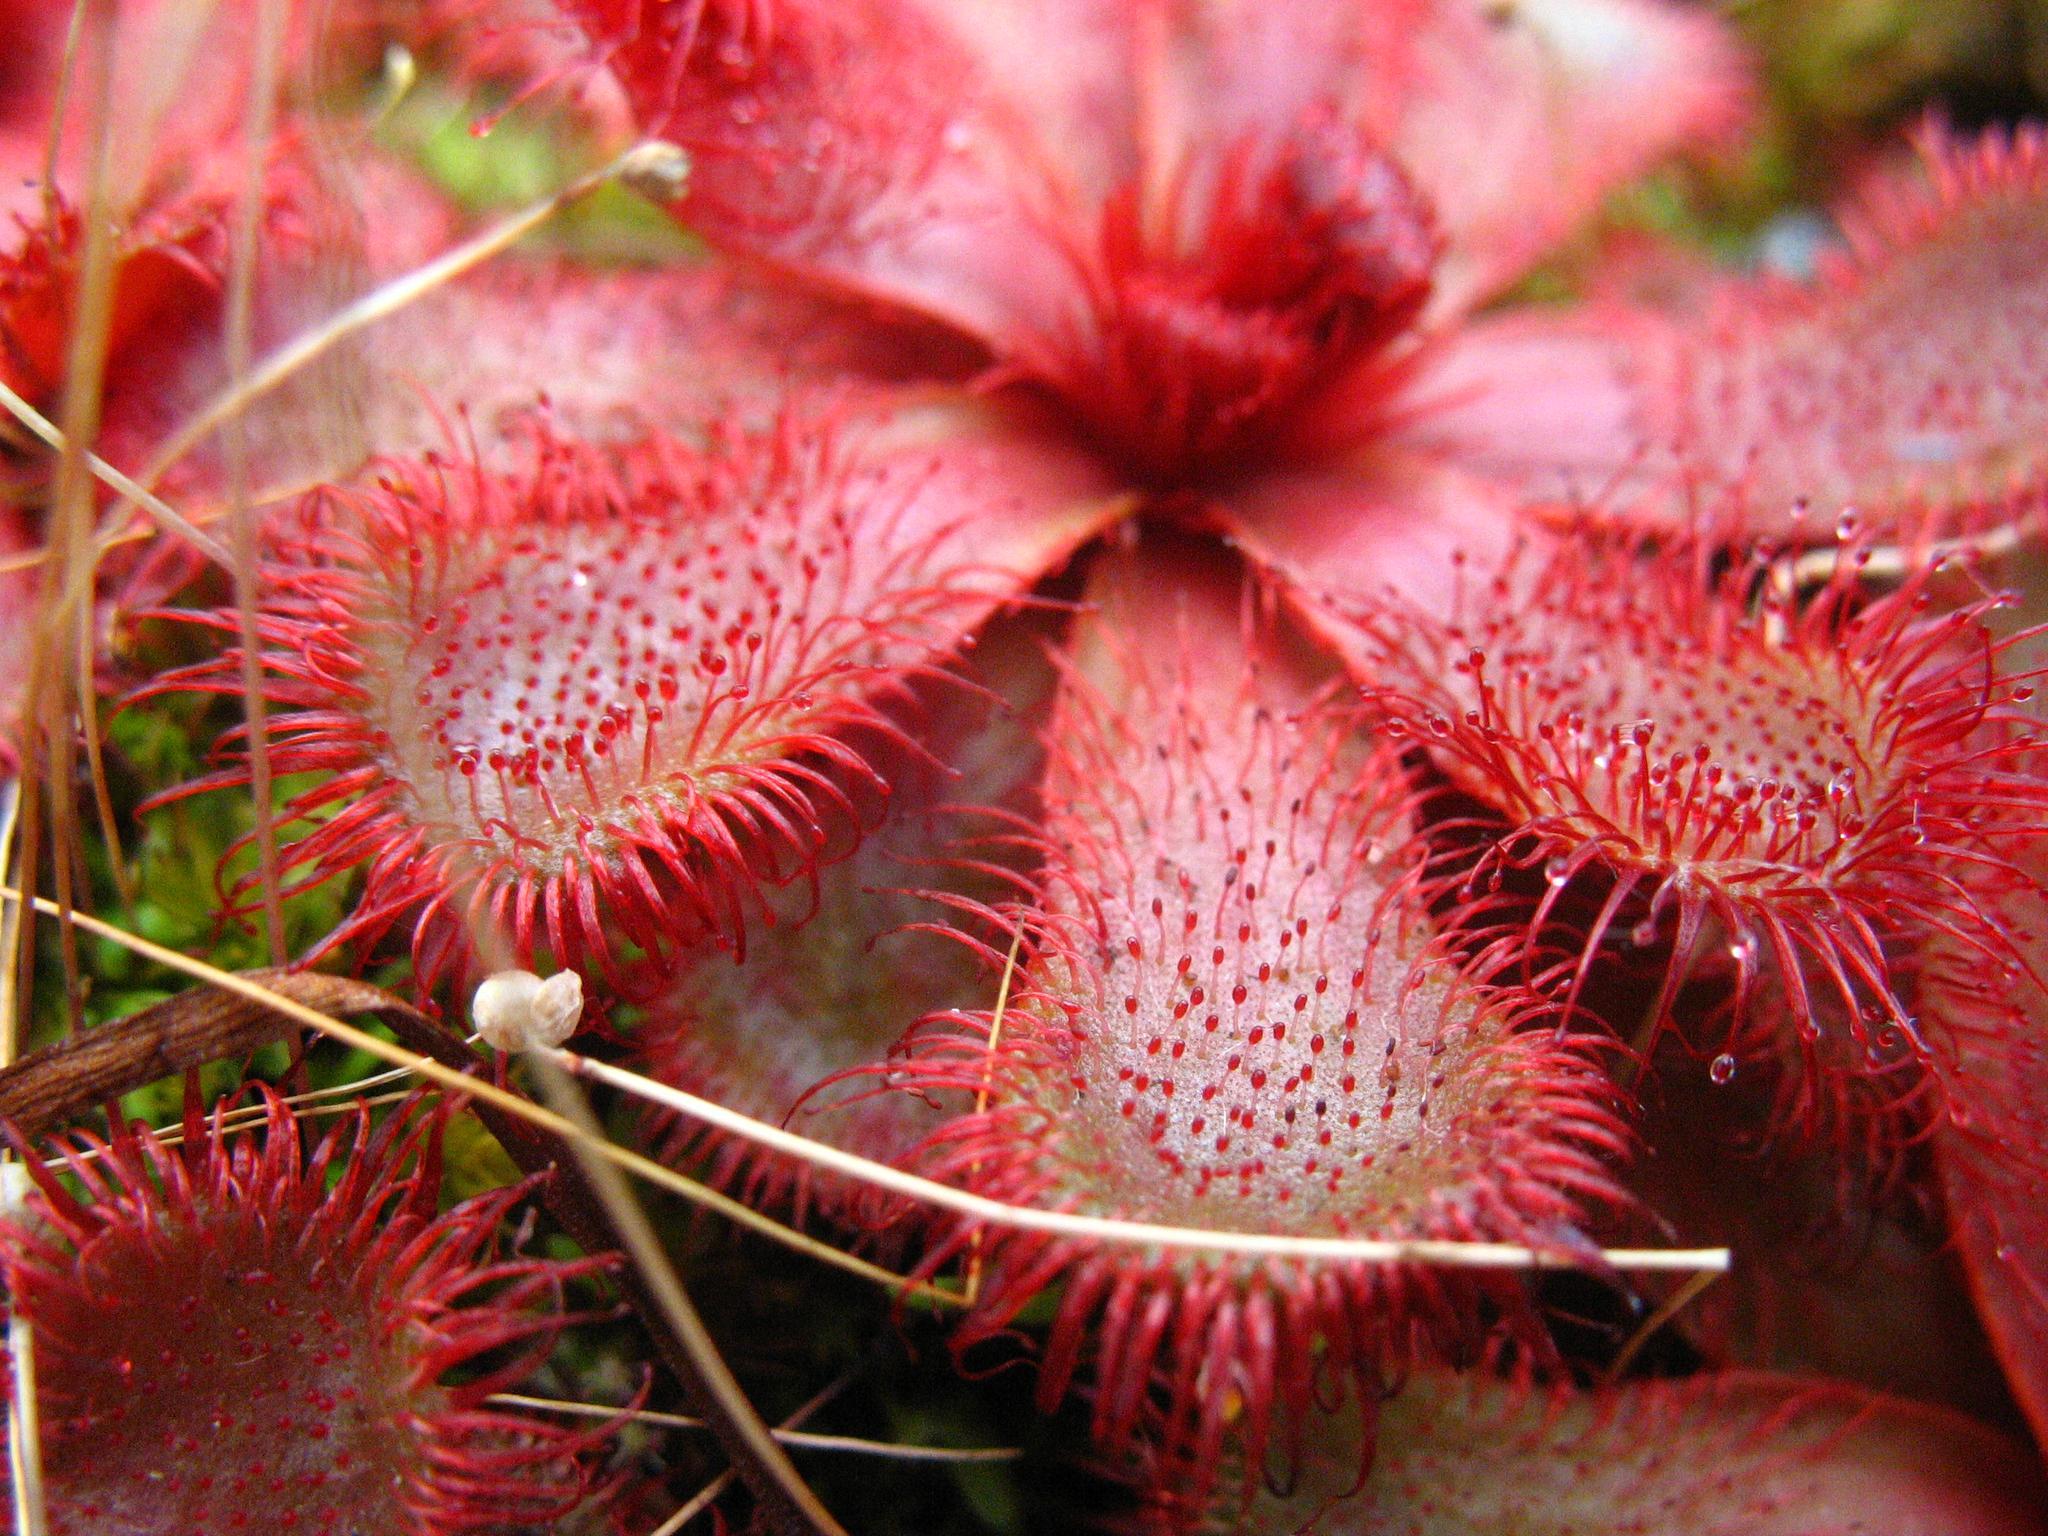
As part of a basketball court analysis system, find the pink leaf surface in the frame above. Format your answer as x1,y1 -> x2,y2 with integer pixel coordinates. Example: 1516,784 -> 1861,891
1614,126 -> 2048,540
147,396 -> 1119,979
904,537 -> 1628,1490
505,1 -> 1741,495
634,608 -> 1060,1218
541,0 -> 1095,348
348,258 -> 971,467
1172,0 -> 1748,317
1349,537 -> 2048,1065
1179,1369 -> 2048,1535
1921,860 -> 2048,1454
1211,449 -> 1535,650
898,0 -> 1142,206
1378,310 -> 1660,519
1,1093 -> 615,1535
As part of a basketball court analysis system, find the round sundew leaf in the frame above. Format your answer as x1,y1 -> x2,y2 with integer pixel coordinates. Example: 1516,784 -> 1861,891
0,1093 -> 612,1536
349,255 -> 992,472
635,606 -> 1061,1217
153,392 -> 1121,980
1352,536 -> 2048,1060
1166,1369 -> 2048,1535
903,537 -> 1629,1487
1584,125 -> 2048,542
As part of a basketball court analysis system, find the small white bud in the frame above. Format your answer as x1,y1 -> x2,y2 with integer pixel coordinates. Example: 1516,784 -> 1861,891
473,969 -> 585,1051
0,1159 -> 29,1221
617,140 -> 691,204
473,970 -> 541,1049
529,970 -> 584,1045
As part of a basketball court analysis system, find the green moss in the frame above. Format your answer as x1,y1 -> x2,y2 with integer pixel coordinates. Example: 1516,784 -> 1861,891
380,82 -> 696,264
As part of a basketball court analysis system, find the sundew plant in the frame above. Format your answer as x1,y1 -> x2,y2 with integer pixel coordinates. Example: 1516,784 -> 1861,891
3,2 -> 2048,1532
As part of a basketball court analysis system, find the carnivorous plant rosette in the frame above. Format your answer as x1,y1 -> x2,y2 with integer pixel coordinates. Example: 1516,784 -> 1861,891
1,0 -> 2042,1527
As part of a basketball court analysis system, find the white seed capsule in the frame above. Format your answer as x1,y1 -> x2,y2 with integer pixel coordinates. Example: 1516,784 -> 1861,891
528,970 -> 584,1045
0,1159 -> 27,1221
473,969 -> 585,1051
617,140 -> 691,204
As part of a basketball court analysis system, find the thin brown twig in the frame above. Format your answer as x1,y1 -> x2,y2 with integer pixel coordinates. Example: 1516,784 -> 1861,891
0,926 -> 841,1536
15,0 -> 122,1042
0,385 -> 249,567
526,1051 -> 848,1536
224,0 -> 290,966
0,785 -> 23,1066
3,1161 -> 49,1536
0,939 -> 963,1307
646,1376 -> 853,1536
0,967 -> 404,1137
962,926 -> 1023,1308
1602,1267 -> 1725,1386
1,777 -> 45,1536
0,925 -> 840,1533
39,1090 -> 420,1172
74,604 -> 131,910
127,1088 -> 415,1149
489,1393 -> 1023,1462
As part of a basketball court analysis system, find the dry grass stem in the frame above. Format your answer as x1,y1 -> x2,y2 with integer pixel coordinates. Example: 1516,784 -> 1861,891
961,926 -> 1023,1307
524,1051 -> 848,1536
646,1376 -> 852,1536
557,1051 -> 1733,1273
0,383 -> 232,567
488,1394 -> 1023,1462
0,882 -> 1732,1279
124,141 -> 684,508
3,1162 -> 49,1536
1602,1267 -> 1725,1385
224,0 -> 291,965
0,886 -> 965,1306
